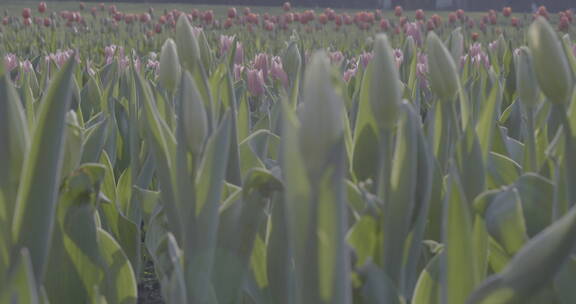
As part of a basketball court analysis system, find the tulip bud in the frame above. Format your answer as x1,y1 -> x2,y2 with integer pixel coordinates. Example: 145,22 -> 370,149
159,39 -> 181,93
282,41 -> 301,86
447,27 -> 464,63
515,47 -> 541,108
299,52 -> 344,177
180,71 -> 208,155
197,30 -> 213,71
403,36 -> 416,65
427,31 -> 459,101
370,34 -> 401,130
528,17 -> 572,104
175,15 -> 201,73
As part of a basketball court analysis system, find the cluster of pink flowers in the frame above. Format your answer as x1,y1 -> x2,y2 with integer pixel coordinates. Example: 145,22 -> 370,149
3,54 -> 19,71
393,49 -> 404,68
405,22 -> 422,45
416,52 -> 429,88
45,49 -> 79,68
244,53 -> 289,96
219,35 -> 244,64
462,43 -> 490,69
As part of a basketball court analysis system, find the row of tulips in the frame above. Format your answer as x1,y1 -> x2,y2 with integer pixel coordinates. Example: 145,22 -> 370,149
2,1 -> 576,304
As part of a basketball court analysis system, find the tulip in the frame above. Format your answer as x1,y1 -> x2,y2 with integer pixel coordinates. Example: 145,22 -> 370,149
329,51 -> 344,65
180,71 -> 208,155
159,39 -> 181,93
283,2 -> 291,12
471,32 -> 479,41
343,67 -> 357,82
4,54 -> 18,71
227,7 -> 237,19
234,42 -> 244,65
271,57 -> 289,89
233,64 -> 244,82
247,68 -> 265,96
447,27 -> 464,63
394,6 -> 403,17
43,17 -> 51,27
299,52 -> 344,177
405,22 -> 422,46
23,18 -> 31,26
503,7 -> 512,17
380,19 -> 389,31
427,31 -> 459,101
22,8 -> 31,19
415,9 -> 425,21
528,17 -> 572,104
219,35 -> 234,57
175,15 -> 201,73
38,2 -> 47,14
254,53 -> 270,80
515,47 -> 540,109
369,34 -> 402,130
359,52 -> 373,69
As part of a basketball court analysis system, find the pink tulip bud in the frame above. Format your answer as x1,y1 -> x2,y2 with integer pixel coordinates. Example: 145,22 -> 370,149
4,54 -> 18,71
271,56 -> 288,89
253,53 -> 269,80
38,2 -> 47,14
343,67 -> 357,82
234,64 -> 244,81
247,68 -> 265,96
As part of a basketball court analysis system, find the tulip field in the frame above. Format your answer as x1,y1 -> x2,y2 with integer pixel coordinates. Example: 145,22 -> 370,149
2,1 -> 576,303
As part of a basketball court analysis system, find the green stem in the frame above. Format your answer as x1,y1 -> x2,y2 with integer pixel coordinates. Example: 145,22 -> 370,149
525,106 -> 538,172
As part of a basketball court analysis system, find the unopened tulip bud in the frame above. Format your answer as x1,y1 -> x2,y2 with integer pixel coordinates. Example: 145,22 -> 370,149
159,39 -> 181,93
181,71 -> 208,155
448,27 -> 464,63
370,34 -> 401,130
528,17 -> 572,104
403,36 -> 416,65
282,41 -> 301,86
516,47 -> 540,108
197,30 -> 212,71
299,52 -> 344,176
427,31 -> 459,101
175,15 -> 201,73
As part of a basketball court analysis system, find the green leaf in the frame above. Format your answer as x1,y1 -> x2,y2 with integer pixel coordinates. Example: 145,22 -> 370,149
442,163 -> 478,304
97,229 -> 138,304
514,173 -> 554,236
382,105 -> 418,285
484,188 -> 528,256
45,164 -> 106,304
358,263 -> 402,304
12,57 -> 77,281
0,249 -> 39,304
413,252 -> 442,304
468,205 -> 576,303
0,61 -> 29,208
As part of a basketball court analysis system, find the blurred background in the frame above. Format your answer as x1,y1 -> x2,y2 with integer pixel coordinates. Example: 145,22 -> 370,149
13,0 -> 572,12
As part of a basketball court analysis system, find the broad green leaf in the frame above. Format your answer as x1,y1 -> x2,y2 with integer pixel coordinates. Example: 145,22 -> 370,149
97,229 -> 138,304
12,57 -> 77,281
45,164 -> 106,304
0,249 -> 39,304
484,188 -> 528,256
442,164 -> 477,304
382,106 -> 418,285
0,61 -> 29,208
358,263 -> 402,304
468,204 -> 576,303
514,173 -> 554,236
413,253 -> 442,304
